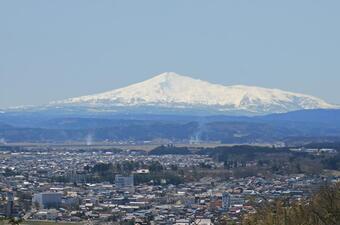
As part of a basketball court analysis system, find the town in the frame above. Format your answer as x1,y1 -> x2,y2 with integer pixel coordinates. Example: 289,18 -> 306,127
0,144 -> 339,225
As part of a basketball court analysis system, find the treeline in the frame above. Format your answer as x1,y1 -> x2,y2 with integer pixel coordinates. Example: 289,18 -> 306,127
239,183 -> 340,225
149,145 -> 192,155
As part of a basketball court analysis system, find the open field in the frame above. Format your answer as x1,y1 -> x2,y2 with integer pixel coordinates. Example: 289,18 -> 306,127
1,142 -> 272,152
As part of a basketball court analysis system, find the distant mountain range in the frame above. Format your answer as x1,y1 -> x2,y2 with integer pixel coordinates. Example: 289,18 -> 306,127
0,109 -> 340,145
1,72 -> 339,144
4,72 -> 337,116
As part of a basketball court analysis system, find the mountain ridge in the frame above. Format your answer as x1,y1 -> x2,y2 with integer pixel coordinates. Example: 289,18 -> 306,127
2,72 -> 337,116
48,72 -> 335,115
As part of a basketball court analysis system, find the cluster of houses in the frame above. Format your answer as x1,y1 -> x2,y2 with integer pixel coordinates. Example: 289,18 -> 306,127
0,147 -> 339,224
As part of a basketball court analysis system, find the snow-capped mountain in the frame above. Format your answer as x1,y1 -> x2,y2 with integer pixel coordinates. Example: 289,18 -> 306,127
49,72 -> 336,115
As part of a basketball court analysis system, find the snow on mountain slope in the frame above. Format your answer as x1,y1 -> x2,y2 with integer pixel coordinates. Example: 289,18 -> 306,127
51,72 -> 336,114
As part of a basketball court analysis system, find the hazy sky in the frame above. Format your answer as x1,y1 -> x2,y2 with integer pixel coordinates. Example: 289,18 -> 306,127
1,0 -> 340,108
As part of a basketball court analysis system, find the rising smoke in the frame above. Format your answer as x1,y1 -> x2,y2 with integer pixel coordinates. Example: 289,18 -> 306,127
0,138 -> 7,145
86,134 -> 93,146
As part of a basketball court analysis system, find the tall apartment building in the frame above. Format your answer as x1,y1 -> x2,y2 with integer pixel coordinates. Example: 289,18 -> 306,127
115,174 -> 134,192
32,192 -> 62,209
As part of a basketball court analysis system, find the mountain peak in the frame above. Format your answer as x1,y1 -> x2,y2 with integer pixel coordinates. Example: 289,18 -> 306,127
50,72 -> 337,115
153,72 -> 184,79
145,72 -> 203,86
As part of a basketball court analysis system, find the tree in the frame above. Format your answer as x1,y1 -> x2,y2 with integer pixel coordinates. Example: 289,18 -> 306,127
241,183 -> 340,225
8,218 -> 23,225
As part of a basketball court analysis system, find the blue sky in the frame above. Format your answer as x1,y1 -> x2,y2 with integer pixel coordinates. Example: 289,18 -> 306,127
1,0 -> 339,107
